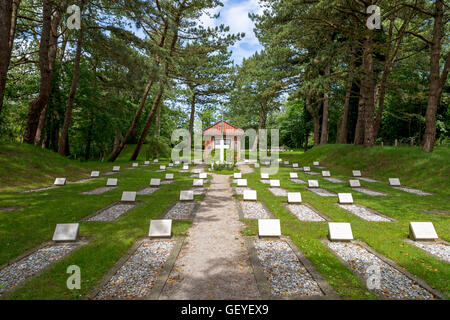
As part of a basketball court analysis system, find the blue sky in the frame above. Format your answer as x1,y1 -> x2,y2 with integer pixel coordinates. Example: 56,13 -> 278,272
199,0 -> 264,64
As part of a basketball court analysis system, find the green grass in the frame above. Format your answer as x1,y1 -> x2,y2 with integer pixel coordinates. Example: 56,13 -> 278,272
235,145 -> 449,299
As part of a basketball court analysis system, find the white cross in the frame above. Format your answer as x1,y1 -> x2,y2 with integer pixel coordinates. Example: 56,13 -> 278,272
215,139 -> 229,163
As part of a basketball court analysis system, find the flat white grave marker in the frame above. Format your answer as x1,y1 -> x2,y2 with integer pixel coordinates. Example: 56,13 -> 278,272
270,180 -> 280,187
328,222 -> 353,241
144,161 -> 150,165
193,179 -> 204,187
303,166 -> 311,172
288,192 -> 302,203
121,192 -> 136,202
165,174 -> 174,180
237,179 -> 247,187
338,193 -> 354,204
112,166 -> 120,172
174,161 -> 180,165
308,180 -> 319,188
284,161 -> 289,165
53,223 -> 79,242
132,163 -> 138,168
313,161 -> 320,166
389,178 -> 401,186
261,173 -> 270,180
91,171 -> 100,177
349,180 -> 361,188
352,170 -> 362,177
254,163 -> 260,168
106,178 -> 118,186
150,179 -> 161,187
243,190 -> 257,201
290,172 -> 298,179
180,190 -> 194,201
168,163 -> 174,167
159,165 -> 166,171
183,165 -> 189,170
149,219 -> 172,238
322,171 -> 331,177
293,163 -> 299,168
154,159 -> 159,163
258,219 -> 281,237
234,173 -> 242,179
54,178 -> 66,186
409,222 -> 438,241
199,173 -> 207,179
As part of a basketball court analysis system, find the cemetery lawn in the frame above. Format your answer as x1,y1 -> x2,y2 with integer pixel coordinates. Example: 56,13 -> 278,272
238,145 -> 449,299
0,143 -> 199,299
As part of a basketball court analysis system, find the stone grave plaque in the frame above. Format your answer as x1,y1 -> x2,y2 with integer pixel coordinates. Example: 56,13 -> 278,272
270,180 -> 280,187
338,193 -> 353,204
165,174 -> 174,180
150,178 -> 161,187
180,190 -> 194,201
154,159 -> 159,163
352,170 -> 362,177
52,223 -> 79,242
234,173 -> 242,179
121,191 -> 137,202
304,166 -> 311,172
243,190 -> 257,201
106,178 -> 118,186
261,173 -> 270,180
349,180 -> 361,188
112,166 -> 120,172
284,161 -> 289,165
237,179 -> 247,187
144,161 -> 150,165
54,178 -> 66,186
322,171 -> 331,177
254,163 -> 260,168
149,219 -> 172,238
308,180 -> 319,188
389,178 -> 401,186
199,173 -> 207,179
293,163 -> 299,168
288,192 -> 302,203
328,222 -> 353,241
313,161 -> 320,166
193,179 -> 204,187
159,165 -> 166,171
290,172 -> 298,179
183,165 -> 189,170
409,222 -> 438,241
91,171 -> 100,177
174,160 -> 180,165
132,163 -> 138,168
258,219 -> 281,237
168,163 -> 174,167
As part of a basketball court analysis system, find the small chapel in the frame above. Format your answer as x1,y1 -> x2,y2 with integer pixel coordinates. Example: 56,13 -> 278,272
203,120 -> 244,161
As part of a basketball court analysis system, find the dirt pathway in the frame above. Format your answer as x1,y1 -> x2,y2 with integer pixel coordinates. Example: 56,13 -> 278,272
159,173 -> 260,300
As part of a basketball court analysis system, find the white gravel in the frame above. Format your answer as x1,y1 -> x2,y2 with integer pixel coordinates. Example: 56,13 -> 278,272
353,188 -> 388,196
164,202 -> 197,219
136,187 -> 159,195
86,204 -> 136,221
285,204 -> 326,222
307,188 -> 337,197
189,187 -> 207,195
328,242 -> 436,299
357,177 -> 378,183
240,201 -> 271,219
160,180 -> 173,185
411,242 -> 450,262
337,204 -> 391,222
74,178 -> 97,183
234,187 -> 252,195
82,187 -> 117,195
290,179 -> 306,184
323,177 -> 344,183
392,187 -> 433,196
260,180 -> 270,184
95,240 -> 174,299
104,172 -> 117,176
254,240 -> 324,297
304,171 -> 320,175
22,186 -> 58,193
268,188 -> 288,197
0,243 -> 81,297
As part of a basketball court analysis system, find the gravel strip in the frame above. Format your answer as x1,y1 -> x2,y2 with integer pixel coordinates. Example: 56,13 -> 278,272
189,187 -> 207,195
260,180 -> 270,184
86,204 -> 137,221
155,170 -> 166,173
353,187 -> 388,196
0,243 -> 81,297
164,202 -> 197,220
304,171 -> 320,175
254,240 -> 324,297
323,177 -> 344,183
357,177 -> 378,183
161,180 -> 173,185
95,240 -> 175,299
290,179 -> 306,184
22,186 -> 58,193
337,204 -> 391,222
0,206 -> 25,212
74,178 -> 96,183
82,187 -> 117,195
240,201 -> 271,219
234,187 -> 252,195
307,188 -> 337,197
136,187 -> 159,195
268,188 -> 288,197
392,187 -> 433,196
285,204 -> 326,222
104,172 -> 117,175
328,242 -> 435,299
411,242 -> 450,262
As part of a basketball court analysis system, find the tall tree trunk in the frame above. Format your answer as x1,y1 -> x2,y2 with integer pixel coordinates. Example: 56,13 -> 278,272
130,86 -> 165,160
306,97 -> 321,146
188,91 -> 196,148
354,86 -> 365,145
85,60 -> 97,160
422,0 -> 447,152
320,65 -> 331,144
58,16 -> 84,155
23,1 -> 66,144
0,0 -> 20,116
34,103 -> 48,146
362,36 -> 376,147
337,70 -> 353,144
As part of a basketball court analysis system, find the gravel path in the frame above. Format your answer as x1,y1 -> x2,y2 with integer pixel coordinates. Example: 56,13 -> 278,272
22,186 -> 58,193
82,187 -> 117,195
161,180 -> 173,185
234,187 -> 252,195
189,187 -> 207,195
304,171 -> 320,175
323,177 -> 345,183
337,204 -> 391,222
95,240 -> 175,299
260,180 -> 270,184
392,187 -> 433,196
307,188 -> 337,197
328,242 -> 436,299
268,188 -> 288,197
285,204 -> 326,222
353,188 -> 388,196
240,201 -> 272,219
163,202 -> 197,220
411,242 -> 450,262
86,204 -> 136,221
160,174 -> 260,300
255,240 -> 324,297
0,243 -> 81,297
136,187 -> 159,195
290,179 -> 306,184
357,177 -> 378,183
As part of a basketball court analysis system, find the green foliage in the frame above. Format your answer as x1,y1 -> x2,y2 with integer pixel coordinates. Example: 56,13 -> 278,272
144,137 -> 171,160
